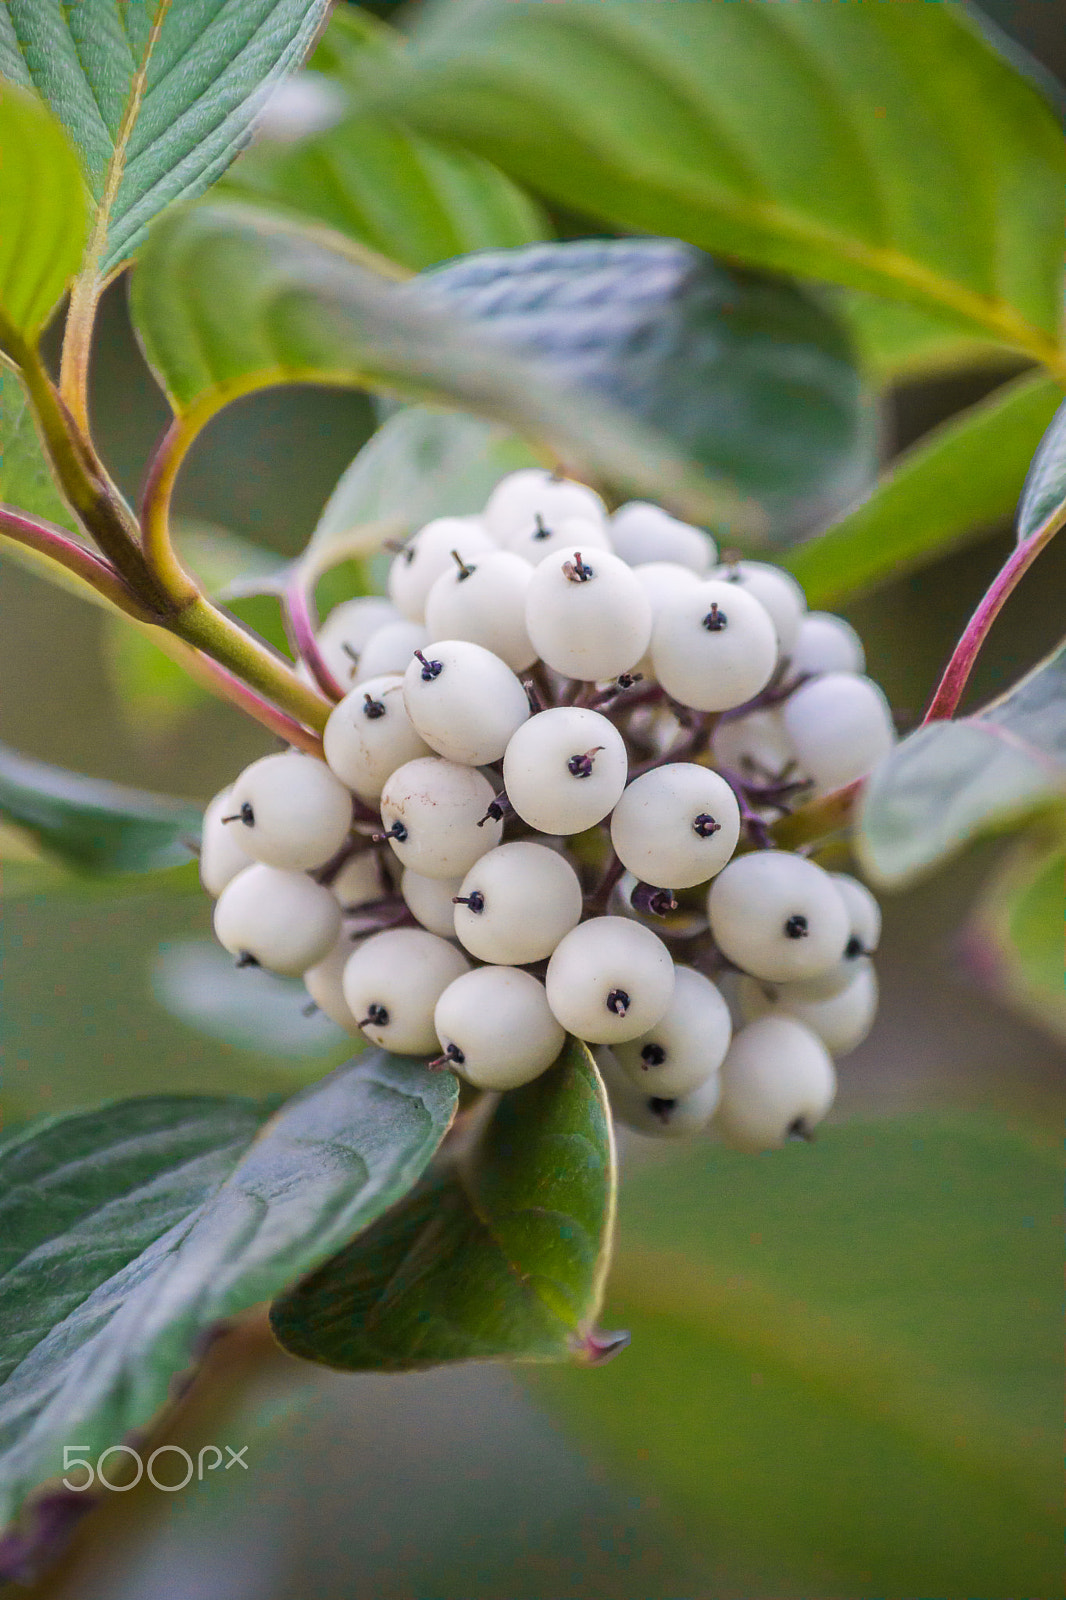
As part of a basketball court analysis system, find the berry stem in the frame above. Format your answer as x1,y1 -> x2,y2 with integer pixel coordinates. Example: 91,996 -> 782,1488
283,571 -> 346,702
585,853 -> 625,914
923,499 -> 1066,721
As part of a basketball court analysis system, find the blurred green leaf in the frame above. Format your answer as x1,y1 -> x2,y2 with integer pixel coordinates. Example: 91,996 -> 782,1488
534,1116 -> 1060,1597
301,405 -> 540,576
368,0 -> 1066,354
271,1040 -> 616,1370
0,370 -> 78,535
223,8 -> 548,270
840,293 -> 1014,386
152,939 -> 351,1059
0,82 -> 88,342
0,743 -> 200,876
784,371 -> 1062,606
421,240 -> 870,518
967,831 -> 1066,1042
1016,394 -> 1066,539
0,0 -> 331,276
858,639 -> 1066,886
102,619 -> 206,736
0,1054 -> 458,1527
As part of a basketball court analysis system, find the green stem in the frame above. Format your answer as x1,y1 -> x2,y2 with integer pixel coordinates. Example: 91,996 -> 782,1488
176,596 -> 332,734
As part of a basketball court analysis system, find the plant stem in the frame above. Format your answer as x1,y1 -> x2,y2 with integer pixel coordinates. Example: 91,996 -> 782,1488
923,499 -> 1066,722
0,505 -> 152,620
176,596 -> 332,734
283,571 -> 345,701
140,414 -> 202,602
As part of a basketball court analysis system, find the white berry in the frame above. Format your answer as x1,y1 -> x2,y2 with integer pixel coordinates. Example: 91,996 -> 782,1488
330,849 -> 389,912
738,959 -> 878,1057
355,619 -> 429,681
507,511 -> 614,567
387,516 -> 496,622
503,707 -> 628,835
303,929 -> 362,1032
611,502 -> 715,572
324,675 -> 431,802
424,549 -> 537,672
214,864 -> 341,975
610,763 -> 740,889
226,752 -> 352,871
545,916 -> 675,1044
200,787 -> 252,897
452,840 -> 583,964
831,872 -> 882,957
710,560 -> 806,655
314,596 -> 400,686
714,1017 -> 836,1151
789,612 -> 865,677
401,867 -> 465,937
614,964 -> 732,1096
782,673 -> 895,792
433,966 -> 565,1089
651,578 -> 778,712
402,640 -> 529,766
483,468 -> 606,545
712,709 -> 794,783
595,1045 -> 721,1138
341,927 -> 469,1053
525,547 -> 652,681
706,850 -> 850,982
379,757 -> 502,878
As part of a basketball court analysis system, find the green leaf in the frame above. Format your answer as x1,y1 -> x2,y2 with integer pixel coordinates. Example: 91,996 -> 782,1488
152,939 -> 350,1058
222,8 -> 548,270
0,0 -> 332,277
968,831 -> 1066,1042
0,82 -> 89,341
301,405 -> 541,577
102,619 -> 207,736
784,371 -> 1063,607
0,742 -> 201,876
857,640 -> 1066,886
0,1055 -> 457,1526
533,1115 -> 1061,1598
0,370 -> 78,535
368,0 -> 1066,357
1016,395 -> 1066,540
840,292 -> 1011,386
131,205 -> 862,527
270,1040 -> 617,1370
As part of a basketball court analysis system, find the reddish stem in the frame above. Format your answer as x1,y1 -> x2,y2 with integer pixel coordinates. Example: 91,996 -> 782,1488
0,503 -> 152,620
194,657 -> 325,756
283,572 -> 346,702
924,503 -> 1066,722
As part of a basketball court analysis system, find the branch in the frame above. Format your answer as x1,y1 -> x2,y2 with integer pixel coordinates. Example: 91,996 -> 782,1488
0,505 -> 153,620
283,569 -> 345,701
924,499 -> 1066,722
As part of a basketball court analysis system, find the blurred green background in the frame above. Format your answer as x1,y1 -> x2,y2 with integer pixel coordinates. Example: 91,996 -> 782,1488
3,3 -> 1064,1597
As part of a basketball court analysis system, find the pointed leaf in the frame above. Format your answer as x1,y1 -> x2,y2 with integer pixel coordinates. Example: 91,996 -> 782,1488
366,0 -> 1066,355
270,1041 -> 616,1370
223,8 -> 548,270
1016,395 -> 1066,540
0,82 -> 89,340
0,370 -> 78,535
533,1116 -> 1060,1597
0,1055 -> 457,1527
857,640 -> 1066,885
0,743 -> 201,876
784,371 -> 1062,606
0,0 -> 332,276
151,939 -> 349,1058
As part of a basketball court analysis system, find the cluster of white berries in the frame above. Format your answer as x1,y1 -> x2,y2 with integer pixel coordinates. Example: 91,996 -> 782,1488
200,469 -> 895,1153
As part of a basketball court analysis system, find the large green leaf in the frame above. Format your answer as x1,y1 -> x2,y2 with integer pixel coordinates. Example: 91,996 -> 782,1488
222,7 -> 548,270
0,743 -> 200,876
131,205 -> 860,527
967,831 -> 1066,1042
0,83 -> 89,340
1016,394 -> 1066,540
858,640 -> 1066,885
784,371 -> 1062,607
300,406 -> 541,577
0,0 -> 331,278
0,369 -> 78,535
367,0 -> 1066,359
270,1041 -> 617,1370
534,1116 -> 1060,1597
840,292 -> 1013,387
0,1055 -> 457,1527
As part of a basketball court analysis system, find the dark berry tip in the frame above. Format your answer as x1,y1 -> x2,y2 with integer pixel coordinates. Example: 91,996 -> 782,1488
606,987 -> 630,1016
783,914 -> 809,940
693,813 -> 721,838
702,602 -> 728,632
640,1043 -> 667,1068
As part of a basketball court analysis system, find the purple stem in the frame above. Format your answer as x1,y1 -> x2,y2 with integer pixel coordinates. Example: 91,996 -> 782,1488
924,506 -> 1066,722
283,572 -> 345,702
0,503 -> 153,619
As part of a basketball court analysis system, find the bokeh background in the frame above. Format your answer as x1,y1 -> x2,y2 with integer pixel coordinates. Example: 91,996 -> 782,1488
2,2 -> 1062,1596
